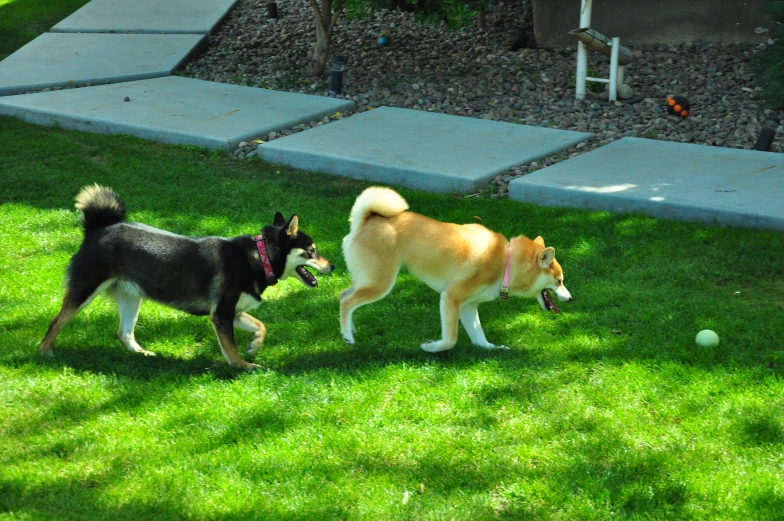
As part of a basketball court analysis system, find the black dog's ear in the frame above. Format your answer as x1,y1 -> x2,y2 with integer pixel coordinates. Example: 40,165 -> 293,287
284,215 -> 299,237
273,212 -> 286,226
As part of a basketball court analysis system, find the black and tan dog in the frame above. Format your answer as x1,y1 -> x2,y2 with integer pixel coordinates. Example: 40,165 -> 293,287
41,185 -> 334,370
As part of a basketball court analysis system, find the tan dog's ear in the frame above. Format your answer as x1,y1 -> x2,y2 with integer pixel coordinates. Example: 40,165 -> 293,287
533,236 -> 545,247
538,247 -> 555,268
286,215 -> 299,236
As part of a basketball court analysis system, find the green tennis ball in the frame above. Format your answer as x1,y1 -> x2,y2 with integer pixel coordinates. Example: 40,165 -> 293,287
695,329 -> 720,348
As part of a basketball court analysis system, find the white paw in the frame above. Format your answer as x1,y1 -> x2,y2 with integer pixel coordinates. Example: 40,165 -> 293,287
477,343 -> 509,350
420,340 -> 454,353
126,344 -> 156,356
342,334 -> 355,345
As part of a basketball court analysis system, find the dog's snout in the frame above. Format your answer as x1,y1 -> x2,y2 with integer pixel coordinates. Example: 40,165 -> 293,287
328,263 -> 335,273
555,286 -> 572,302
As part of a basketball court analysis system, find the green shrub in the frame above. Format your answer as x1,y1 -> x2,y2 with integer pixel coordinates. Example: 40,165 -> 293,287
751,1 -> 784,107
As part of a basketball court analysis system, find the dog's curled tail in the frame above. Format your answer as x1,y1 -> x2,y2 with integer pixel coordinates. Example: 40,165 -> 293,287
349,187 -> 408,233
74,184 -> 126,232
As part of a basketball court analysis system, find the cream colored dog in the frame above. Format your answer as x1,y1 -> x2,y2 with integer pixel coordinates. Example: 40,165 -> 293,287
339,187 -> 572,352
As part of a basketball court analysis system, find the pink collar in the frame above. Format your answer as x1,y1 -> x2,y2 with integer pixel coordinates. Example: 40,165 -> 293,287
253,235 -> 278,285
500,244 -> 512,300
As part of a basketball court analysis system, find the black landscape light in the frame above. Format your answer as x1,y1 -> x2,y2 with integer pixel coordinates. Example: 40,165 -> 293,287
329,56 -> 345,96
267,2 -> 278,20
754,114 -> 780,152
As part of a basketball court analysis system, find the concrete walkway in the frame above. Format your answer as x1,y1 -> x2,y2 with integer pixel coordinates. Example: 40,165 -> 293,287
0,0 -> 782,230
260,107 -> 590,194
0,33 -> 205,96
509,137 -> 784,231
51,0 -> 240,34
0,76 -> 355,151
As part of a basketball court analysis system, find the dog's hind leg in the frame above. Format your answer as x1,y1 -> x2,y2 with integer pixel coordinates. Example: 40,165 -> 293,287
421,290 -> 463,353
234,312 -> 267,355
211,310 -> 260,371
40,279 -> 114,357
338,285 -> 357,335
339,276 -> 396,345
40,292 -> 80,357
113,288 -> 154,356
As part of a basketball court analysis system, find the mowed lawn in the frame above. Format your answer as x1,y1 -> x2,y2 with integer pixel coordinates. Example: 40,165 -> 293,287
1,114 -> 784,520
0,0 -> 91,60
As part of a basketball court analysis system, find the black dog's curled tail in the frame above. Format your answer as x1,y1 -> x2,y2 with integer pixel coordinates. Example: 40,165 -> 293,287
74,184 -> 126,232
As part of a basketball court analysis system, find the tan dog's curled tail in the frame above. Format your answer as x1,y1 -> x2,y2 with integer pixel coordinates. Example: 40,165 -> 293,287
348,187 -> 408,234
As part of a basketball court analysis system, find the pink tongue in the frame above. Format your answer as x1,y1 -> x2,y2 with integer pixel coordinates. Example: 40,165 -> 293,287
543,290 -> 560,314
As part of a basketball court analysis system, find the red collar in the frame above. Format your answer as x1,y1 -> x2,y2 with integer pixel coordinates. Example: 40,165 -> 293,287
253,235 -> 278,285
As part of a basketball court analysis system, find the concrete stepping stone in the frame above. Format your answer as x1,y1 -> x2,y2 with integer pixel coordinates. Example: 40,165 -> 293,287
508,137 -> 784,230
0,33 -> 205,96
51,0 -> 240,34
0,76 -> 356,150
259,106 -> 592,194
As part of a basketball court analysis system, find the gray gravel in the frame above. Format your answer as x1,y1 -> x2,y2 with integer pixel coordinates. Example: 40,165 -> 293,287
183,0 -> 781,197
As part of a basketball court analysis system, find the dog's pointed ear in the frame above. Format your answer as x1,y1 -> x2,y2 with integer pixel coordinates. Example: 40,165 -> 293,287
285,215 -> 299,236
274,212 -> 286,226
538,247 -> 555,268
533,236 -> 545,247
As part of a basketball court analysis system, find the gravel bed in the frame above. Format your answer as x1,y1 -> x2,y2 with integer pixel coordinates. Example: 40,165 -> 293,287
183,0 -> 781,197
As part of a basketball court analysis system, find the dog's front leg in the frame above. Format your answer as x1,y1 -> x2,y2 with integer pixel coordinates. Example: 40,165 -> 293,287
421,291 -> 461,353
234,312 -> 267,355
459,304 -> 507,350
211,311 -> 260,370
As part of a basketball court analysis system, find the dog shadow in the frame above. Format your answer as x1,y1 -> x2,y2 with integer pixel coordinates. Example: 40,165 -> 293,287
251,278 -> 532,377
39,348 -> 242,381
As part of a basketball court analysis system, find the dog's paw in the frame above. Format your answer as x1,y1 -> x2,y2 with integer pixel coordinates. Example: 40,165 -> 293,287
477,343 -> 509,350
123,340 -> 156,356
247,339 -> 263,355
420,340 -> 454,353
343,335 -> 355,345
126,345 -> 156,356
232,360 -> 261,371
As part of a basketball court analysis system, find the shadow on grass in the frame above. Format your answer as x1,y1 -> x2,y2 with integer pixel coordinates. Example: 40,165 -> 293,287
0,418 -> 695,520
0,466 -> 355,521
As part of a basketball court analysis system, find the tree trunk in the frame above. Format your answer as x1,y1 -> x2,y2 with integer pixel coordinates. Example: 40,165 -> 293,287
309,19 -> 329,76
307,0 -> 345,77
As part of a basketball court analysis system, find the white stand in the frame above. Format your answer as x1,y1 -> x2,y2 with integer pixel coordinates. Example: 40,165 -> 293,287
571,0 -> 631,102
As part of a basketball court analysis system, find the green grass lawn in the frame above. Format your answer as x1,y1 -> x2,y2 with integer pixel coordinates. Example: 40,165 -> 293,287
0,0 -> 91,61
1,115 -> 784,520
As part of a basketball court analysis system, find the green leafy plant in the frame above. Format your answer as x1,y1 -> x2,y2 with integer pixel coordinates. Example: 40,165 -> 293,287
572,67 -> 601,93
751,1 -> 784,107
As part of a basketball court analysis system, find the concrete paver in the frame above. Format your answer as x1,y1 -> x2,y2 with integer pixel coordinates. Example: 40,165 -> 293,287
259,106 -> 592,194
0,33 -> 205,96
0,76 -> 356,150
508,137 -> 784,230
51,0 -> 240,34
